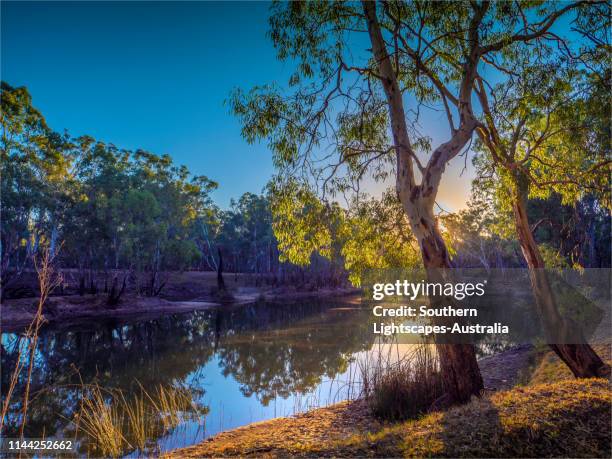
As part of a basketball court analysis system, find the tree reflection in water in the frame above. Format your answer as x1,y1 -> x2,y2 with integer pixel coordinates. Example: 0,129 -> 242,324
1,300 -> 374,446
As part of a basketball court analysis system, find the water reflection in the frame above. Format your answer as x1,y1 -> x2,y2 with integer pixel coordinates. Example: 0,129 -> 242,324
1,296 -> 526,454
1,300 -> 374,453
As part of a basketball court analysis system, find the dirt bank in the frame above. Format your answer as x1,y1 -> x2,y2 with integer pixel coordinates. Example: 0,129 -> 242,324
164,344 -> 537,458
166,378 -> 610,458
0,294 -> 218,332
0,286 -> 361,332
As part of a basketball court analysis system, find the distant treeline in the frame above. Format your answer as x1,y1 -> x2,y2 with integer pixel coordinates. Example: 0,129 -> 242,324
2,82 -> 609,299
1,82 -> 344,298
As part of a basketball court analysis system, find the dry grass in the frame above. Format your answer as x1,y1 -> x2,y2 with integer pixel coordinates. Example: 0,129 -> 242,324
360,344 -> 444,421
145,384 -> 196,432
120,390 -> 149,451
168,378 -> 611,458
529,343 -> 611,386
337,378 -> 611,458
78,386 -> 127,457
166,399 -> 380,458
77,383 -> 205,457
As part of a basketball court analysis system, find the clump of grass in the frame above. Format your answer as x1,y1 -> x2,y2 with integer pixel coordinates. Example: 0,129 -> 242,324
359,343 -> 444,421
145,384 -> 196,431
78,386 -> 127,457
76,382 -> 206,457
120,390 -> 149,451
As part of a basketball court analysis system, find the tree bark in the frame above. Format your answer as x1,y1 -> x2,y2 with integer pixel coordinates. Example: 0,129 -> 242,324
512,172 -> 609,378
363,0 -> 484,403
415,206 -> 484,403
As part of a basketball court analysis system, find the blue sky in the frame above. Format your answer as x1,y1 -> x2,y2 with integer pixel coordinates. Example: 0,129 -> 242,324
2,1 -> 473,210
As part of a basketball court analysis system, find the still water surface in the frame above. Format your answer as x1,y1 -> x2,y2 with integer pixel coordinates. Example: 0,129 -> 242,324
1,298 -> 518,455
2,300 -> 377,454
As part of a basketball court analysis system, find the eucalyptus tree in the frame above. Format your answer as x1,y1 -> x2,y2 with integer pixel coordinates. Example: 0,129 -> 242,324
473,57 -> 610,377
341,190 -> 421,285
130,150 -> 215,294
230,1 -> 588,403
222,192 -> 276,273
457,1 -> 611,378
1,82 -> 47,291
63,138 -> 131,280
1,82 -> 220,297
0,82 -> 73,293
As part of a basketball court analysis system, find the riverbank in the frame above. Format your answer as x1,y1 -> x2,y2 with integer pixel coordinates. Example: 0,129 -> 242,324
168,342 -> 611,458
0,288 -> 360,333
0,270 -> 361,332
168,379 -> 610,458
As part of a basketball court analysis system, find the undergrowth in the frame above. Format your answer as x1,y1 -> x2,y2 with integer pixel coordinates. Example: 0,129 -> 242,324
77,382 -> 207,457
359,344 -> 444,421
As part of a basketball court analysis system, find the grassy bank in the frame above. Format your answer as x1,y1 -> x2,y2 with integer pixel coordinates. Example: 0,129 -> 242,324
168,378 -> 611,458
528,343 -> 611,386
166,336 -> 611,458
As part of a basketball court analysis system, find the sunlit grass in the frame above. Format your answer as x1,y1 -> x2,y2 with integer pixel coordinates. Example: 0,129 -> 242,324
76,382 -> 207,457
145,384 -> 197,432
121,390 -> 149,451
78,386 -> 127,457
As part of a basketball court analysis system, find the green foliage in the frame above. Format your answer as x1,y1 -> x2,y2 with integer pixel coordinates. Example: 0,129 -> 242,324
537,243 -> 570,270
524,72 -> 610,208
1,82 -> 218,283
341,191 -> 420,285
474,60 -> 610,207
267,179 -> 422,285
268,177 -> 341,266
470,60 -> 611,269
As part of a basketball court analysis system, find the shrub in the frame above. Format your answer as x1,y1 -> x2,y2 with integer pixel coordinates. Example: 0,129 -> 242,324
360,343 -> 444,421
